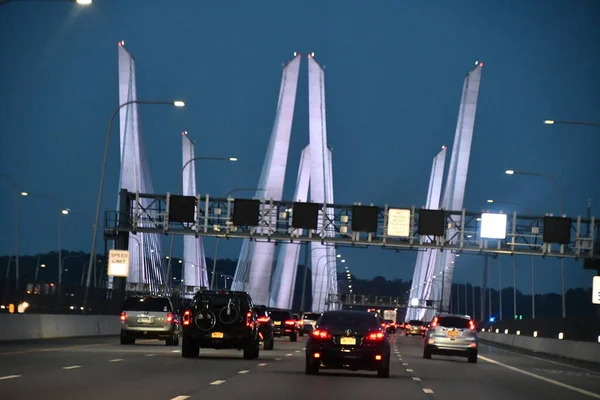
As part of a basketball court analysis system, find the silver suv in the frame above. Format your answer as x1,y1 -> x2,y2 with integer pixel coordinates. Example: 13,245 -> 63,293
423,314 -> 478,363
120,295 -> 180,346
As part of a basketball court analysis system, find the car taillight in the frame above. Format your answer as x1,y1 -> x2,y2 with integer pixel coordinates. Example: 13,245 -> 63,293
120,311 -> 126,321
431,317 -> 438,327
182,310 -> 191,326
284,320 -> 295,326
257,316 -> 270,323
246,311 -> 252,327
420,326 -> 426,330
166,312 -> 173,324
311,329 -> 331,340
406,324 -> 411,329
366,331 -> 385,341
469,320 -> 475,330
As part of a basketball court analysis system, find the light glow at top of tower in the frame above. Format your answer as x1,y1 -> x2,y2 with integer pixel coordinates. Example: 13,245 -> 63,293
118,40 -> 125,47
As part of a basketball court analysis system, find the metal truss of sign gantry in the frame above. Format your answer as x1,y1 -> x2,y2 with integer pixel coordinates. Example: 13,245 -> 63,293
328,294 -> 441,310
103,190 -> 599,260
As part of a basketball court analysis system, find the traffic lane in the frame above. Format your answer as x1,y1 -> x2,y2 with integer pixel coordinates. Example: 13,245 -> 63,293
478,342 -> 600,395
0,338 -> 164,376
396,336 -> 599,400
0,337 -> 305,400
0,335 -> 119,354
185,334 -> 433,400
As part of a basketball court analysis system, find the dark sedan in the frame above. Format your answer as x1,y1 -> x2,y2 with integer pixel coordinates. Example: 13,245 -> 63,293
305,310 -> 391,378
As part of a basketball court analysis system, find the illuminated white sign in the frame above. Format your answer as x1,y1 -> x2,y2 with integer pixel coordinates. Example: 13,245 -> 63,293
593,276 -> 600,305
480,213 -> 507,240
387,208 -> 411,237
410,298 -> 419,307
108,249 -> 130,277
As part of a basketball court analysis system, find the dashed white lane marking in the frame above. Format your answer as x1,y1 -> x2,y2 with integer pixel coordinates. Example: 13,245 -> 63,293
286,353 -> 293,356
171,350 -> 181,353
145,354 -> 155,357
109,359 -> 123,362
210,380 -> 226,385
479,355 -> 600,399
258,363 -> 267,367
412,377 -> 421,381
302,348 -> 306,350
0,375 -> 21,380
170,396 -> 190,400
402,363 -> 408,366
275,358 -> 282,361
238,370 -> 250,374
406,369 -> 414,372
295,350 -> 300,353
423,388 -> 434,394
62,365 -> 82,370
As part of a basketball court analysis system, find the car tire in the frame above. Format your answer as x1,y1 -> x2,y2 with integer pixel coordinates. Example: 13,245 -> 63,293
165,334 -> 177,346
423,347 -> 432,359
305,356 -> 319,375
299,331 -> 304,337
290,332 -> 298,342
468,354 -> 478,363
182,336 -> 198,358
244,339 -> 258,359
377,362 -> 390,378
264,337 -> 274,350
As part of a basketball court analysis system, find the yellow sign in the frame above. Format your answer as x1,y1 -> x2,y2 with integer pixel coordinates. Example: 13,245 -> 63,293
387,209 -> 411,237
108,249 -> 130,277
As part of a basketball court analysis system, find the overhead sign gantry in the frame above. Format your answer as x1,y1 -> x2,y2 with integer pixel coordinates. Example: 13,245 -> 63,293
104,190 -> 598,261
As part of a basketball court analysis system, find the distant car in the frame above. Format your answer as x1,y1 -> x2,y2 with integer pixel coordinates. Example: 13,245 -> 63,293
301,312 -> 321,334
267,308 -> 298,342
305,310 -> 391,378
120,295 -> 179,346
383,319 -> 397,334
405,320 -> 426,336
423,314 -> 478,363
292,313 -> 303,335
181,289 -> 260,359
254,305 -> 275,350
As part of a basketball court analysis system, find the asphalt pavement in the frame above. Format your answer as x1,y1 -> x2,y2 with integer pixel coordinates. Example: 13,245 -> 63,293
0,333 -> 599,399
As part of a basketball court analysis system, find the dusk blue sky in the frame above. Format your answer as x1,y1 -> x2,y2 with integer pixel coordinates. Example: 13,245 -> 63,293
1,0 -> 599,294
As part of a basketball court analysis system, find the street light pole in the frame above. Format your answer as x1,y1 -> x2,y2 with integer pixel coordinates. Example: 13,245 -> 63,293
505,169 -> 565,318
166,154 -> 238,290
0,0 -> 92,7
0,174 -> 19,285
544,119 -> 600,128
84,99 -> 185,312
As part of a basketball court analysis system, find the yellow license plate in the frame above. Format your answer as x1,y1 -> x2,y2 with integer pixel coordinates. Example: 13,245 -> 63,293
448,330 -> 458,337
340,337 -> 356,346
211,332 -> 224,339
274,321 -> 281,326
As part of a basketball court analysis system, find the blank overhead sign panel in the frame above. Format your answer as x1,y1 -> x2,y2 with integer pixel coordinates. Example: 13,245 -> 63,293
108,249 -> 130,277
168,195 -> 196,223
387,208 -> 411,237
352,205 -> 379,233
418,209 -> 445,237
233,199 -> 260,226
543,216 -> 572,244
292,202 -> 320,230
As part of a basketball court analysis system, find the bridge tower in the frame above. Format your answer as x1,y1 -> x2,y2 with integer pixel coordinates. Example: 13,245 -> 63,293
115,42 -> 166,291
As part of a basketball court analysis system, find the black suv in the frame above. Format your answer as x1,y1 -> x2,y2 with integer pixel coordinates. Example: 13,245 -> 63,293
254,305 -> 275,350
181,290 -> 260,359
267,308 -> 298,342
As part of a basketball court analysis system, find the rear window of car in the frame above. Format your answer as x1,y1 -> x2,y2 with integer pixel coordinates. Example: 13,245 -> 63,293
303,313 -> 320,320
268,310 -> 291,321
123,297 -> 171,312
195,294 -> 248,309
437,317 -> 470,329
318,312 -> 380,329
409,320 -> 424,326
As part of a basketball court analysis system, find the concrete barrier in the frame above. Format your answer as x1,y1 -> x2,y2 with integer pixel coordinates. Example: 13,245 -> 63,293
0,314 -> 121,341
479,332 -> 600,364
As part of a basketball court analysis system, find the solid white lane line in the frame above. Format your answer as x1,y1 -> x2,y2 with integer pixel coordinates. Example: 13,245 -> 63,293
406,368 -> 414,372
412,377 -> 421,381
109,359 -> 123,362
479,355 -> 600,399
145,354 -> 155,357
170,396 -> 190,400
0,375 -> 21,380
210,380 -> 226,385
258,363 -> 267,367
286,353 -> 293,356
275,358 -> 282,361
62,365 -> 82,370
423,388 -> 434,394
238,370 -> 250,374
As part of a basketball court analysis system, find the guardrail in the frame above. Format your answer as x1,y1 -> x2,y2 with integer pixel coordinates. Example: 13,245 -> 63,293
480,316 -> 600,343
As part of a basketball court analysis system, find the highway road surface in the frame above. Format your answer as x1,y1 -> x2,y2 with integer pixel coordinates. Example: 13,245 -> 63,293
0,334 -> 599,399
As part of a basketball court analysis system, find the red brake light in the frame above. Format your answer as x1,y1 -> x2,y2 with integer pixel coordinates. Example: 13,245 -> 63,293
468,320 -> 475,330
311,329 -> 331,339
257,316 -> 270,323
284,320 -> 295,326
366,331 -> 385,341
246,311 -> 253,327
120,311 -> 126,321
431,317 -> 438,327
182,310 -> 191,326
166,312 -> 173,323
